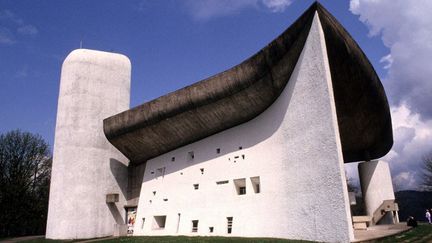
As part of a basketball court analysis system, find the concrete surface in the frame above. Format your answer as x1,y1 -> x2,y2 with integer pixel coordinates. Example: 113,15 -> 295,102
133,12 -> 353,242
359,160 -> 396,224
46,49 -> 131,239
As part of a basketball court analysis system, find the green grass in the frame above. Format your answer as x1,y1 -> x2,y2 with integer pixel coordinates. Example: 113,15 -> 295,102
99,236 -> 311,243
374,223 -> 432,243
18,224 -> 432,243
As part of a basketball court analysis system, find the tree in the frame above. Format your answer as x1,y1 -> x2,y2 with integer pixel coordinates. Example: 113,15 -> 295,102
421,152 -> 432,191
0,130 -> 51,237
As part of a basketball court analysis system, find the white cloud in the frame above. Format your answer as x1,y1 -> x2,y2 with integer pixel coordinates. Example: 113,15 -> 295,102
381,104 -> 432,190
0,9 -> 24,25
0,9 -> 38,44
350,0 -> 432,191
0,26 -> 15,44
183,0 -> 293,20
262,0 -> 292,12
17,25 -> 38,36
350,0 -> 432,119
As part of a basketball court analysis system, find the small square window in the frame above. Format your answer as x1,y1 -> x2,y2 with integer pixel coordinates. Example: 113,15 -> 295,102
188,151 -> 194,160
192,220 -> 199,232
216,148 -> 221,154
193,184 -> 199,190
239,146 -> 242,150
209,227 -> 214,233
152,216 -> 166,230
239,186 -> 246,195
171,157 -> 175,162
200,168 -> 204,174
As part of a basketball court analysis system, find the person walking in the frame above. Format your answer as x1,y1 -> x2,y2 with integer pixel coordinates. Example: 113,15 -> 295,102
426,209 -> 431,224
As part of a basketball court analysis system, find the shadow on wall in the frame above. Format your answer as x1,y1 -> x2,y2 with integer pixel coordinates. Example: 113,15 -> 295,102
108,158 -> 128,223
141,67 -> 299,183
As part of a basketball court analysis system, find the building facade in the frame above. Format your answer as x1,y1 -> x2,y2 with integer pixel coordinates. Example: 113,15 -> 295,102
47,3 -> 394,242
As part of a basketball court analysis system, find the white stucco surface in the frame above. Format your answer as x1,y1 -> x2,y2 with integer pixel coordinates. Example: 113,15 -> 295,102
134,13 -> 353,242
46,49 -> 131,239
359,160 -> 395,224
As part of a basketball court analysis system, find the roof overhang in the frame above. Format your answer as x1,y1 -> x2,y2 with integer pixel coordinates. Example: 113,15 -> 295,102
103,2 -> 393,165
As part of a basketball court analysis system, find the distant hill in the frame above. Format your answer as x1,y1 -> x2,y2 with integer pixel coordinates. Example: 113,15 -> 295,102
395,190 -> 432,222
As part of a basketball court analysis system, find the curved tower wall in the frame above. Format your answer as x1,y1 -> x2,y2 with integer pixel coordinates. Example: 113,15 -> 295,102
46,49 -> 131,239
134,13 -> 353,242
359,160 -> 395,223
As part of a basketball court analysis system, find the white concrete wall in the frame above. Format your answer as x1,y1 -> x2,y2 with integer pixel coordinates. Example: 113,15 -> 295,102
46,49 -> 131,239
359,160 -> 395,224
134,13 -> 353,242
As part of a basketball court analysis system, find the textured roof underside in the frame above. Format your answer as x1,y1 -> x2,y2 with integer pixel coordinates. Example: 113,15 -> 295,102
103,2 -> 393,165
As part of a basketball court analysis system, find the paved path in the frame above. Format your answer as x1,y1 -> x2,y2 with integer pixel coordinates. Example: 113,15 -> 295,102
352,223 -> 411,242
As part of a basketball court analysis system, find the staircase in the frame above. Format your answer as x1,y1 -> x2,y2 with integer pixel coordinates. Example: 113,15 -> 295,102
352,200 -> 399,230
371,199 -> 399,225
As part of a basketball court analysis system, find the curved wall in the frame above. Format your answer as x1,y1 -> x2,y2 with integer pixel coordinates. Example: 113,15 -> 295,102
134,13 -> 353,242
46,49 -> 131,239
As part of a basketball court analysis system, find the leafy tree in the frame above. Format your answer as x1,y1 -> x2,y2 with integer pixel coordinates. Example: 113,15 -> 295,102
0,130 -> 51,237
421,152 -> 432,191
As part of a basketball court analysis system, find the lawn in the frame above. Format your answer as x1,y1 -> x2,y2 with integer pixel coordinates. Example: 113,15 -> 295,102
19,224 -> 432,243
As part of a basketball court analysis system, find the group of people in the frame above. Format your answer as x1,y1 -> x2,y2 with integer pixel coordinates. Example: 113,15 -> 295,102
406,208 -> 432,227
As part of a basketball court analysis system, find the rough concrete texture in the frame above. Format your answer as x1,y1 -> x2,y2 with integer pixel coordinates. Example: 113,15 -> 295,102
134,13 -> 353,242
359,160 -> 395,224
46,49 -> 131,239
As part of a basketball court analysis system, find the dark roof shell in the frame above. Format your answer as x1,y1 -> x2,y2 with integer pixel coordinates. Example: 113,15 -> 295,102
103,2 -> 393,164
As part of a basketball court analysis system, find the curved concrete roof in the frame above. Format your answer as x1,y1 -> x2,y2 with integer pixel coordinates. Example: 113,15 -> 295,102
103,2 -> 393,164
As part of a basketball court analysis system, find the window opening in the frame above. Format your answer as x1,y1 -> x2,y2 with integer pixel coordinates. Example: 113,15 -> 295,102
171,156 -> 175,162
141,218 -> 145,229
242,154 -> 245,159
216,180 -> 229,185
250,176 -> 261,193
209,227 -> 214,233
200,168 -> 204,174
188,151 -> 194,160
192,220 -> 199,232
156,167 -> 166,178
193,184 -> 199,190
234,178 -> 246,195
163,198 -> 168,201
176,213 -> 181,233
227,217 -> 233,234
152,216 -> 166,229
239,146 -> 242,150
216,148 -> 221,154
153,191 -> 156,196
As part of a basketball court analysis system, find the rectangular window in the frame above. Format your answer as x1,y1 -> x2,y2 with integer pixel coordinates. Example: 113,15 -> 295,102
216,148 -> 221,154
216,180 -> 229,185
152,216 -> 166,230
192,220 -> 199,232
209,227 -> 214,233
227,217 -> 233,234
188,151 -> 194,160
141,218 -> 145,229
171,157 -> 175,162
250,176 -> 261,193
234,178 -> 246,195
156,167 -> 166,178
193,184 -> 199,190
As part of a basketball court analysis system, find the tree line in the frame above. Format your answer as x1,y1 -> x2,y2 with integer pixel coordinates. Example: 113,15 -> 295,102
0,130 -> 51,237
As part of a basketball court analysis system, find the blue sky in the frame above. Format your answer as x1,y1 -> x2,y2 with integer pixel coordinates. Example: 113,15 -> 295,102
1,0 -> 431,190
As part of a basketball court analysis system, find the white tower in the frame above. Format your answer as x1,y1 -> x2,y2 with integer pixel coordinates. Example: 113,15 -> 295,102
46,49 -> 131,239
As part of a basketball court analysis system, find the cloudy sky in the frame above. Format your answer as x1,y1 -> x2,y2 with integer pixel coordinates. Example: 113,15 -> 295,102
0,0 -> 430,191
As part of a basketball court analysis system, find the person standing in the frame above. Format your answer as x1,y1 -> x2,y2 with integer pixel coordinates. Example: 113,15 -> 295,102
426,210 -> 431,224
